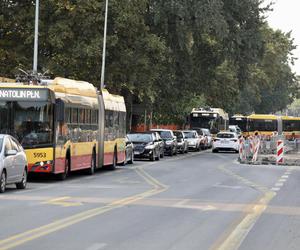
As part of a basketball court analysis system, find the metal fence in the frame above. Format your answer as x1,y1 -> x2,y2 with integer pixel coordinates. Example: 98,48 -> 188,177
239,135 -> 300,165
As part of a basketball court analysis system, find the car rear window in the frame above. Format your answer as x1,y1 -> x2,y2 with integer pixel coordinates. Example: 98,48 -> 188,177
183,132 -> 196,138
157,131 -> 172,139
128,134 -> 153,142
217,133 -> 234,139
0,138 -> 3,153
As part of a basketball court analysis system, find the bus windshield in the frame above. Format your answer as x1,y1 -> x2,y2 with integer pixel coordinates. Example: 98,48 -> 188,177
0,101 -> 53,148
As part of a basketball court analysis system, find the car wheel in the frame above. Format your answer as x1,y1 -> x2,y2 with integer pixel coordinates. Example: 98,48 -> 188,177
150,152 -> 155,161
156,150 -> 160,161
212,149 -> 218,153
160,149 -> 164,158
16,168 -> 27,189
0,170 -> 6,193
128,151 -> 134,164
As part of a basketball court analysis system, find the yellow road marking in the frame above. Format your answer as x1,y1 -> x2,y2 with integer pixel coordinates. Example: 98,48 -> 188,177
42,196 -> 83,207
0,167 -> 167,250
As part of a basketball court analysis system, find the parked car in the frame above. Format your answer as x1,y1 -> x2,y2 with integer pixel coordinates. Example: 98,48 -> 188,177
123,135 -> 134,165
191,127 -> 207,149
0,134 -> 28,193
127,132 -> 161,161
148,131 -> 165,158
150,129 -> 177,156
173,130 -> 188,154
212,132 -> 239,153
202,128 -> 213,148
182,130 -> 201,151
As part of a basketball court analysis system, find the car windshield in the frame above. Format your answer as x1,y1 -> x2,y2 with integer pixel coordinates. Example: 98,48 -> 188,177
174,132 -> 183,138
217,133 -> 234,138
156,131 -> 172,139
128,133 -> 153,142
0,100 -> 54,148
0,138 -> 3,153
184,132 -> 196,138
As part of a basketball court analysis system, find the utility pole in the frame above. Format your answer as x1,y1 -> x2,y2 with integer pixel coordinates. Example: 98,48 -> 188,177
33,0 -> 39,74
100,0 -> 108,89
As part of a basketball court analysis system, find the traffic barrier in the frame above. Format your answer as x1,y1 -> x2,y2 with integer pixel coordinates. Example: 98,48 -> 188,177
276,140 -> 284,164
239,137 -> 246,162
252,139 -> 260,162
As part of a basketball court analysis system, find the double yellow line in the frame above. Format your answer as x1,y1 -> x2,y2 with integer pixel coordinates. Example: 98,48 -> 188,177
0,168 -> 167,250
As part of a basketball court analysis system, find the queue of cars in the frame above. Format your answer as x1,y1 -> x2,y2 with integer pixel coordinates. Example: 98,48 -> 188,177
127,128 -> 214,161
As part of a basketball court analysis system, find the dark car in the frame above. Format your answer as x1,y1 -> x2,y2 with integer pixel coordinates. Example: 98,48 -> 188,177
127,132 -> 161,161
173,130 -> 188,154
150,129 -> 177,156
148,131 -> 164,158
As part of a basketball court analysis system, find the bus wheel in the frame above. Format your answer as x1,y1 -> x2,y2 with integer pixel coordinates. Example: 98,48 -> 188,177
58,158 -> 69,180
87,151 -> 96,175
108,151 -> 117,170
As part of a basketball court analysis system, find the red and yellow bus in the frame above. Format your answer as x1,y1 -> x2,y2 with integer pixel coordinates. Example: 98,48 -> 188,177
0,77 -> 126,179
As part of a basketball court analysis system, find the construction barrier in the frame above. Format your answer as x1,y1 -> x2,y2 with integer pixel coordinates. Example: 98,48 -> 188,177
276,140 -> 284,164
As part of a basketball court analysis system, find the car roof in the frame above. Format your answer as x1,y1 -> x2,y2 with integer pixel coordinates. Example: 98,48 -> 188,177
217,132 -> 236,135
150,129 -> 172,132
182,130 -> 197,133
128,132 -> 154,135
0,134 -> 7,139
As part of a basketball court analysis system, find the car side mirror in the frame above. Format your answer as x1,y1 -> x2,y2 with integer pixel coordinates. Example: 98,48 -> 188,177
6,149 -> 17,156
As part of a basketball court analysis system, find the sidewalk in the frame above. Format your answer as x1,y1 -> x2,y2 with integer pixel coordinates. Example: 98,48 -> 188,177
257,154 -> 300,166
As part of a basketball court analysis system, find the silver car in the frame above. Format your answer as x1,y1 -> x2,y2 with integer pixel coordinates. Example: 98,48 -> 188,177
0,135 -> 28,193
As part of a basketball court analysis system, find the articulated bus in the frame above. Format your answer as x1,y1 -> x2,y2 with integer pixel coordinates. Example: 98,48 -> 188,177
282,116 -> 300,139
245,114 -> 280,137
0,77 -> 126,179
189,108 -> 229,135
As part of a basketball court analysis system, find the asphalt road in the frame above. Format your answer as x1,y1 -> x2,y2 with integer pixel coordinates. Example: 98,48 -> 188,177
0,150 -> 300,250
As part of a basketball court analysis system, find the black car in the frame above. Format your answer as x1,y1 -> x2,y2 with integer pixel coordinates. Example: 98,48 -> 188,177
150,129 -> 177,156
127,132 -> 161,161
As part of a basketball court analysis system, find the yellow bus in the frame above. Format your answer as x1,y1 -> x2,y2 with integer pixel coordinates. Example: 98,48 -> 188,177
282,116 -> 300,139
247,114 -> 280,137
189,107 -> 229,135
0,77 -> 126,179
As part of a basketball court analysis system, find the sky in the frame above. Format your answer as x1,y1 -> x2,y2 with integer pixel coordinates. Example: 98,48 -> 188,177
265,0 -> 300,75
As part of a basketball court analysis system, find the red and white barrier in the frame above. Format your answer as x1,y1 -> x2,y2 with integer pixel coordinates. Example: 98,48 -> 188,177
239,137 -> 246,161
252,139 -> 260,162
277,140 -> 284,164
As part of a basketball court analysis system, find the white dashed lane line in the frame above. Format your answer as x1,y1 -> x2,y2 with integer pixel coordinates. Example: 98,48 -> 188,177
270,168 -> 292,193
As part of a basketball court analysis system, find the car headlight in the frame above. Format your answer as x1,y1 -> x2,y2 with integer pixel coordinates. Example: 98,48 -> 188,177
189,141 -> 196,145
145,144 -> 155,149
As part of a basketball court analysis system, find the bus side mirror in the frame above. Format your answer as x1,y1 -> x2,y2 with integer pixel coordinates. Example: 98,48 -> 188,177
56,99 -> 65,122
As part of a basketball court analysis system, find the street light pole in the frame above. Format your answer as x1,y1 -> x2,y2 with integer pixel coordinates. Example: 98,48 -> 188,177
100,0 -> 108,89
33,0 -> 39,74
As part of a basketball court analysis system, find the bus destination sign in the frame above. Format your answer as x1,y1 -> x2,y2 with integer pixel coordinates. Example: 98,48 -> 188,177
0,89 -> 48,101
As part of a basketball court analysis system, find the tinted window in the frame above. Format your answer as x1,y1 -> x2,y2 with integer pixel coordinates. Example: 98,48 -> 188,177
183,132 -> 196,138
174,131 -> 183,138
217,133 -> 234,138
156,131 -> 172,139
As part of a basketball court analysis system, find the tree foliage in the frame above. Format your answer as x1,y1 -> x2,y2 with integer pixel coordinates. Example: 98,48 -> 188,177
0,0 -> 298,125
